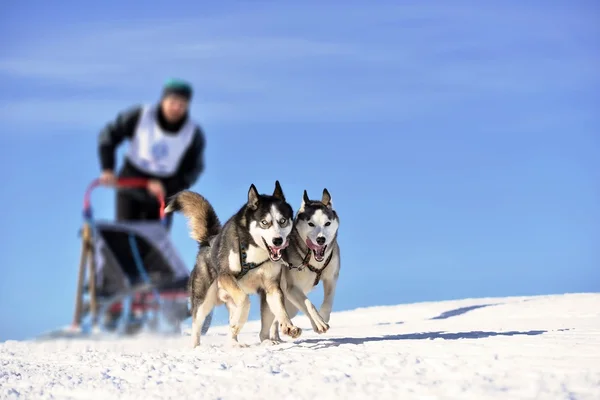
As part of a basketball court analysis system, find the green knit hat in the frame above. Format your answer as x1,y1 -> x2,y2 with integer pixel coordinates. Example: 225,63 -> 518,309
162,78 -> 193,101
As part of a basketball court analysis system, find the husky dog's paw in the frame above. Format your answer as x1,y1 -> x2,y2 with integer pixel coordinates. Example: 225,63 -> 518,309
191,338 -> 202,349
280,323 -> 302,339
261,339 -> 282,346
228,340 -> 250,349
260,333 -> 282,344
312,318 -> 330,334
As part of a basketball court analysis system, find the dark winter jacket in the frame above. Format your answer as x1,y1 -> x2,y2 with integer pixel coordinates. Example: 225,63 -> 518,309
98,104 -> 206,199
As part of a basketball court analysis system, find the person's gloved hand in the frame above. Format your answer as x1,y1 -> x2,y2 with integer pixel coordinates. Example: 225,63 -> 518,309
147,179 -> 165,199
99,170 -> 116,185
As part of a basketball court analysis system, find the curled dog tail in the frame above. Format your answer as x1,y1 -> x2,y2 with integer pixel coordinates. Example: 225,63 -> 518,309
165,191 -> 221,245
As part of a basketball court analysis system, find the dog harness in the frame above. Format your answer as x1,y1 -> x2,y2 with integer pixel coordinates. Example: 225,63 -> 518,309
288,249 -> 334,287
235,242 -> 270,280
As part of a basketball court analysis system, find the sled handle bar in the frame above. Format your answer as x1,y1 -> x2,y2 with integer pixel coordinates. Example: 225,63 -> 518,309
83,177 -> 166,219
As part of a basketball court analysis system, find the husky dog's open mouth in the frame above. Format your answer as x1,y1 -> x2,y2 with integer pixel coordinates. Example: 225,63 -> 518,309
262,237 -> 289,262
306,238 -> 327,262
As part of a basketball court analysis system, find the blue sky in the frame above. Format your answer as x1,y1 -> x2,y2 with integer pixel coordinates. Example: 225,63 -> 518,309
0,1 -> 598,341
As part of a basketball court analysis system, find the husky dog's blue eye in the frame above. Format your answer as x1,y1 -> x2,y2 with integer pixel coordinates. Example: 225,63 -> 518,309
279,218 -> 287,225
325,221 -> 331,227
261,220 -> 269,226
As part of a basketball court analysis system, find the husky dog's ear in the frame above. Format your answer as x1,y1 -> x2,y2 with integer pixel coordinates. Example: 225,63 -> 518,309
322,188 -> 333,209
273,180 -> 285,201
299,190 -> 310,211
247,184 -> 260,210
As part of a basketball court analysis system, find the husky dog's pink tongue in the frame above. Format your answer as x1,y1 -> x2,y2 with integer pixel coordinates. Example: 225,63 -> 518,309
306,238 -> 327,262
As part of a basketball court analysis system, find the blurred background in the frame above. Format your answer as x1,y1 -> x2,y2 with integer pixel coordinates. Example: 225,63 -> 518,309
0,0 -> 598,341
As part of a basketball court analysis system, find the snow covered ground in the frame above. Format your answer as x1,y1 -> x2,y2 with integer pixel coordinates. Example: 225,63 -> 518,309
1,293 -> 599,400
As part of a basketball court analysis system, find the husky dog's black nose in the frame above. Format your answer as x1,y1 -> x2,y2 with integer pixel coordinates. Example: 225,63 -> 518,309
272,237 -> 283,246
316,237 -> 326,245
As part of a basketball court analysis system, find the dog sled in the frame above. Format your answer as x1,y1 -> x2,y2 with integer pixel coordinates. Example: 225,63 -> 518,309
45,178 -> 212,339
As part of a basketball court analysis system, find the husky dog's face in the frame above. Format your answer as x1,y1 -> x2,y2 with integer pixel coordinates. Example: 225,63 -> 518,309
295,189 -> 339,262
246,181 -> 294,262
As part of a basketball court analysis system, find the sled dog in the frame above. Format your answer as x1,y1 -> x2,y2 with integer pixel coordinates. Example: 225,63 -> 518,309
259,188 -> 340,343
165,181 -> 303,348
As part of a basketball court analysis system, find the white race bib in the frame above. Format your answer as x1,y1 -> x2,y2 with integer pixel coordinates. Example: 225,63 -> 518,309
125,105 -> 196,176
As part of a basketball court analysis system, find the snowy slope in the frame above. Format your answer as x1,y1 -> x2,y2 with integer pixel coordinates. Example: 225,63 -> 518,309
1,293 -> 599,400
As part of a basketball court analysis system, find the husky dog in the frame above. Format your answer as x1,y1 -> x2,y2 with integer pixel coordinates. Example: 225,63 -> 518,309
259,188 -> 340,343
165,181 -> 303,348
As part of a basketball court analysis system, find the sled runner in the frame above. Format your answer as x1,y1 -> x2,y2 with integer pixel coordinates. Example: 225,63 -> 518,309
65,177 -> 212,337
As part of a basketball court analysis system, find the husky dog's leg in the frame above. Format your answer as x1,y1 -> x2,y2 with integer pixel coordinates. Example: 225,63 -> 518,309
263,278 -> 302,340
262,270 -> 286,343
190,281 -> 218,348
268,320 -> 279,342
218,274 -> 251,347
259,290 -> 281,345
228,297 -> 250,348
319,275 -> 338,324
285,299 -> 300,320
219,288 -> 237,325
259,274 -> 296,344
268,298 -> 300,341
284,285 -> 330,334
